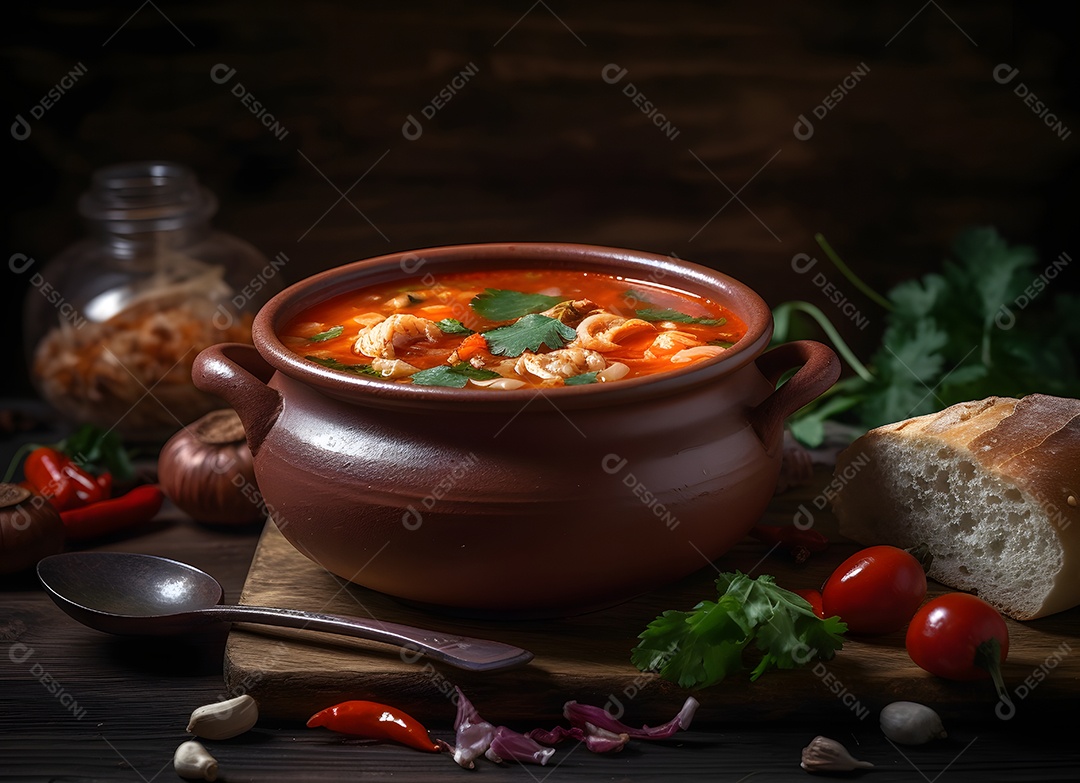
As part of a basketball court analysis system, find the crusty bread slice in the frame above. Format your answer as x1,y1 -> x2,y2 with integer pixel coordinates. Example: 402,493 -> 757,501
831,394 -> 1080,620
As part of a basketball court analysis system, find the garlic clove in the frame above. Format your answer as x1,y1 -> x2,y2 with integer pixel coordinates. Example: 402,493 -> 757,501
880,701 -> 947,745
174,740 -> 218,781
187,693 -> 259,740
800,735 -> 874,773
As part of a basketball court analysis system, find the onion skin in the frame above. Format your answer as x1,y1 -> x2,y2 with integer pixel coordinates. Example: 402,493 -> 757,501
0,483 -> 65,574
157,409 -> 263,525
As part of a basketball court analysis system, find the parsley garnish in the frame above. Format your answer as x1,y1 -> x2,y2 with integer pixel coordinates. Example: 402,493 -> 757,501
564,371 -> 599,386
631,572 -> 846,689
470,289 -> 565,321
483,314 -> 578,357
434,318 -> 474,335
410,363 -> 501,388
305,355 -> 382,377
635,308 -> 726,326
309,325 -> 344,342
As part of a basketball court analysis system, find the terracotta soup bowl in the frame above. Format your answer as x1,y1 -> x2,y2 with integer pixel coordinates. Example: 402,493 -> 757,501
193,243 -> 839,617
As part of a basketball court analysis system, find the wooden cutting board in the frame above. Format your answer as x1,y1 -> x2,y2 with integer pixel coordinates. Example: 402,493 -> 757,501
224,470 -> 1080,725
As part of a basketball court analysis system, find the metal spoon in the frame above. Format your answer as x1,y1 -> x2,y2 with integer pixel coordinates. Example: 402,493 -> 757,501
36,552 -> 533,672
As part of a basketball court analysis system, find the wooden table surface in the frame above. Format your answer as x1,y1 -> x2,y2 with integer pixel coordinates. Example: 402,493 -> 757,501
2,417 -> 1079,782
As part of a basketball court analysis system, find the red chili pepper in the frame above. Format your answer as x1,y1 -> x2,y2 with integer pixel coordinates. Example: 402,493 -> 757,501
59,484 -> 164,541
307,700 -> 442,752
749,524 -> 829,564
24,447 -> 80,510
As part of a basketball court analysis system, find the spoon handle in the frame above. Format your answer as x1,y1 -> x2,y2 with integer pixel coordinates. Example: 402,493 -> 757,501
197,605 -> 533,672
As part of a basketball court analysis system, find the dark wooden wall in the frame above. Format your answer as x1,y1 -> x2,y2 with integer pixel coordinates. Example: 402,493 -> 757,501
3,2 -> 1077,396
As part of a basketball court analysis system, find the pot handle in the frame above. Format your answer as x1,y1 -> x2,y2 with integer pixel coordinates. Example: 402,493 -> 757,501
749,340 -> 841,449
192,343 -> 282,456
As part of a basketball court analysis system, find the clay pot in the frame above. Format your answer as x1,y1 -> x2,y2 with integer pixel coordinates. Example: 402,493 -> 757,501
192,243 -> 839,617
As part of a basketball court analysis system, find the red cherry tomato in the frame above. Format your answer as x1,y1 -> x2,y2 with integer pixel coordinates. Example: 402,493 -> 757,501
792,588 -> 825,619
821,545 -> 927,635
905,592 -> 1009,683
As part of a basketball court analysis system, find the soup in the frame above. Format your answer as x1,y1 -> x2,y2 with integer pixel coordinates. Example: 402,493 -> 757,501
280,269 -> 746,389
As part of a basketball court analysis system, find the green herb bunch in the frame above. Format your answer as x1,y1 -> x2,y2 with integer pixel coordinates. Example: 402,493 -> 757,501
632,572 -> 846,689
776,228 -> 1080,446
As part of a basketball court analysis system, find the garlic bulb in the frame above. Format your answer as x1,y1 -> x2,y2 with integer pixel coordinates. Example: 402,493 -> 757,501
800,736 -> 874,773
880,701 -> 947,745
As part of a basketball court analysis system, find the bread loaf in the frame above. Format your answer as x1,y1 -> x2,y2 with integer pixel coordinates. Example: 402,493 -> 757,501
831,394 -> 1080,620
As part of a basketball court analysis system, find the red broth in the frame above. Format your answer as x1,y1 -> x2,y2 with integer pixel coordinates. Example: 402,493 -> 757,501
280,269 -> 746,389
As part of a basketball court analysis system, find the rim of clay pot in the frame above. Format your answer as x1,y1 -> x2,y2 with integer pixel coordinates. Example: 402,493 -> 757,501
253,242 -> 774,411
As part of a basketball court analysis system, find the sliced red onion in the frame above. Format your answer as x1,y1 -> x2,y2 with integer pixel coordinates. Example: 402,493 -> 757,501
526,723 -> 628,753
525,725 -> 585,746
582,723 -> 630,753
485,726 -> 556,766
450,687 -> 496,769
563,696 -> 699,740
450,690 -> 698,765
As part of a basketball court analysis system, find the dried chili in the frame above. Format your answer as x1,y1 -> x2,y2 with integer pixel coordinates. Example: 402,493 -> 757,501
307,700 -> 442,752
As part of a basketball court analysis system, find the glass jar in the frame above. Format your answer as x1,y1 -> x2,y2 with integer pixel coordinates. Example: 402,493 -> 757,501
24,161 -> 281,442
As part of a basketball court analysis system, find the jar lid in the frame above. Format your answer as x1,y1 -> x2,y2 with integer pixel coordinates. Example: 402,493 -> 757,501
78,161 -> 218,233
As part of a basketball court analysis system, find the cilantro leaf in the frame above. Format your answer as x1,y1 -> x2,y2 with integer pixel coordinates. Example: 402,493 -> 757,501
435,318 -> 474,335
630,601 -> 750,690
880,318 -> 949,385
308,325 -> 344,342
624,288 -> 657,306
858,318 -> 949,426
564,371 -> 599,386
887,275 -> 949,324
470,289 -> 565,321
635,308 -> 726,326
632,571 -> 845,689
305,355 -> 382,377
949,227 -> 1034,327
745,575 -> 848,681
483,314 -> 577,357
410,363 -> 501,388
